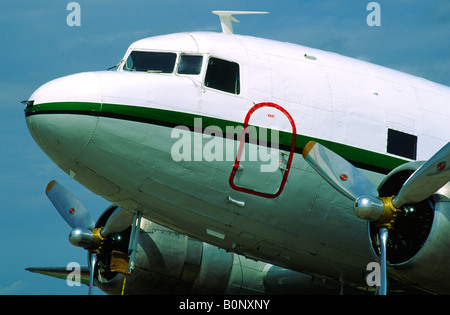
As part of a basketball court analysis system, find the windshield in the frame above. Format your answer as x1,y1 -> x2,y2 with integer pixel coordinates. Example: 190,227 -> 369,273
124,51 -> 177,73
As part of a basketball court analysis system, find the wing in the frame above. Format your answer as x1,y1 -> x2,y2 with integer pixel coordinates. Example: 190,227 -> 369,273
26,266 -> 91,286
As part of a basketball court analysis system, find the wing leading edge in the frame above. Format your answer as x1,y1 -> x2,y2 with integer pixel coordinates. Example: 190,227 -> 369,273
26,266 -> 91,286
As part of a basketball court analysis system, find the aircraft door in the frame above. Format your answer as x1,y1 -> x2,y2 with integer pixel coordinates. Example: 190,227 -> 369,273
229,102 -> 297,198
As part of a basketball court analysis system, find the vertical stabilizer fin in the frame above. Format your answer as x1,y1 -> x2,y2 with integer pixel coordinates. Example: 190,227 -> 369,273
212,11 -> 269,34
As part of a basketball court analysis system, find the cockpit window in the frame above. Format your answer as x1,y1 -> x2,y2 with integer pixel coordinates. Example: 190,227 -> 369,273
205,57 -> 240,94
124,51 -> 177,73
177,55 -> 203,75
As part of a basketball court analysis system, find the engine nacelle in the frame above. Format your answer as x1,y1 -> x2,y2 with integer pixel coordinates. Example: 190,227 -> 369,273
92,206 -> 344,294
372,162 -> 450,294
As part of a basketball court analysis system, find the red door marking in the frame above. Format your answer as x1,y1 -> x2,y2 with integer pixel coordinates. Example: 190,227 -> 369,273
229,102 -> 297,198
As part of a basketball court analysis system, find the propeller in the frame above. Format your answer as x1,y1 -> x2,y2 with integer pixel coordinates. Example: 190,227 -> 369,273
46,180 -> 95,229
392,142 -> 450,208
302,141 -> 450,294
45,180 -> 133,294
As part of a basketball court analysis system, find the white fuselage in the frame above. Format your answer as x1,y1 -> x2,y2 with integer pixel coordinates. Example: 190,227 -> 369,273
25,32 -> 450,287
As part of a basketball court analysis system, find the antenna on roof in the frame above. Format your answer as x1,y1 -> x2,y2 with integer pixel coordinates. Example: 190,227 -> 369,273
212,11 -> 269,34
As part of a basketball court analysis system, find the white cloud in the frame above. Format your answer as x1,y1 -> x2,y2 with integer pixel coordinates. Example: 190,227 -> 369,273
0,281 -> 26,295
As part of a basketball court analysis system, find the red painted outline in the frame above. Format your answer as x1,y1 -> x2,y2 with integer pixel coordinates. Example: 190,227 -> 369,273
229,102 -> 297,198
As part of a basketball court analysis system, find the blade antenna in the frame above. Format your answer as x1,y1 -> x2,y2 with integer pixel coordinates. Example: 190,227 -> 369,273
212,11 -> 269,34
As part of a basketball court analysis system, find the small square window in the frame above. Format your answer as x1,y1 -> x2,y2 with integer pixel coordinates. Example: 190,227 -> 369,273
387,129 -> 417,160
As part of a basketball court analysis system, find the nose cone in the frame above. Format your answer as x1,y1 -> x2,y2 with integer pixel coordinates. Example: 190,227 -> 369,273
25,72 -> 102,167
69,227 -> 95,248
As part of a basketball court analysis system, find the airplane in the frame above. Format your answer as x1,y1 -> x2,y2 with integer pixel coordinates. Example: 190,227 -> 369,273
23,11 -> 450,295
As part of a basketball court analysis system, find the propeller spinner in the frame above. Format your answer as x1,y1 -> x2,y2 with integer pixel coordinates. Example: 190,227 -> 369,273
302,141 -> 450,294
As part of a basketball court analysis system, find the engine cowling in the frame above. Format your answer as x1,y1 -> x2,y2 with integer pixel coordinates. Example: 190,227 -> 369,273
92,206 -> 344,295
371,161 -> 450,293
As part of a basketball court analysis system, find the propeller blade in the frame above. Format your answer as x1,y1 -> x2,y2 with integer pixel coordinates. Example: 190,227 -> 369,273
101,207 -> 134,237
302,141 -> 378,201
378,228 -> 388,295
88,252 -> 97,295
393,142 -> 450,208
46,180 -> 95,229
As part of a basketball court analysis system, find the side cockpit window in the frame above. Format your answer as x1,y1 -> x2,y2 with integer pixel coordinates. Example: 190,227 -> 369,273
205,57 -> 240,95
177,55 -> 203,75
124,51 -> 177,73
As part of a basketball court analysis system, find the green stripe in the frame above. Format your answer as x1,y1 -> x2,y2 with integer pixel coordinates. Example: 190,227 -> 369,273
25,101 -> 408,173
25,101 -> 101,113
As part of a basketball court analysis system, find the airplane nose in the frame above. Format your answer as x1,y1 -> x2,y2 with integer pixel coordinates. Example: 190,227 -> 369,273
25,72 -> 102,167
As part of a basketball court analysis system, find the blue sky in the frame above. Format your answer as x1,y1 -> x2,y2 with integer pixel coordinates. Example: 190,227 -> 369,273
0,0 -> 449,294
